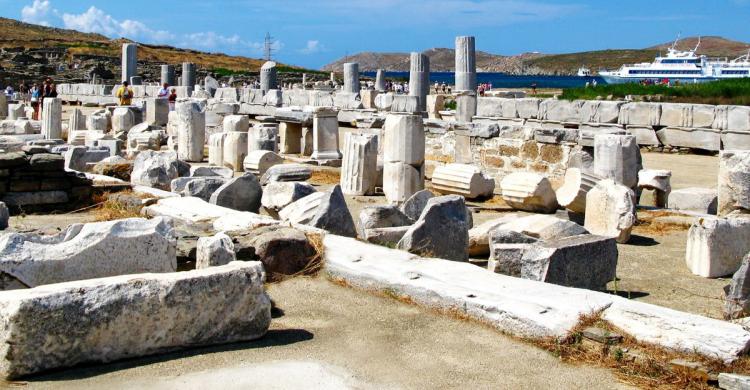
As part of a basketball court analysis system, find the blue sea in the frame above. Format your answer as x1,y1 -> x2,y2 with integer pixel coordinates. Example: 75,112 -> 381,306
361,71 -> 605,89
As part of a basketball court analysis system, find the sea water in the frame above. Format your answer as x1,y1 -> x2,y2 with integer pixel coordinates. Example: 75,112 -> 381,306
361,71 -> 604,89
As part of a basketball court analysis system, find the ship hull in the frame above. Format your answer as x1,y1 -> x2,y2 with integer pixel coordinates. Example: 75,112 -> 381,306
599,74 -> 719,85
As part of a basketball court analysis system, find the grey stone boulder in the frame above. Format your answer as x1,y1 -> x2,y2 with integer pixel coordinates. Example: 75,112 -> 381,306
0,202 -> 7,230
209,173 -> 263,213
259,163 -> 312,185
183,177 -> 227,201
0,217 -> 176,289
397,195 -> 469,261
308,185 -> 357,238
0,261 -> 270,379
487,229 -> 539,276
260,182 -> 317,214
190,165 -> 234,179
400,189 -> 434,221
196,232 -> 236,269
230,225 -> 317,279
63,146 -> 110,172
725,253 -> 750,320
358,206 -> 412,238
363,226 -> 411,247
131,150 -> 190,191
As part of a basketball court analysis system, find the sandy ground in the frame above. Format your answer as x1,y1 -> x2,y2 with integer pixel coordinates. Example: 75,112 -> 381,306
19,277 -> 628,390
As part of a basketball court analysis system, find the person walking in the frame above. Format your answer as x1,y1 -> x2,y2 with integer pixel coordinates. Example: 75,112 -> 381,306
168,88 -> 177,111
116,81 -> 133,106
157,83 -> 170,98
30,83 -> 41,120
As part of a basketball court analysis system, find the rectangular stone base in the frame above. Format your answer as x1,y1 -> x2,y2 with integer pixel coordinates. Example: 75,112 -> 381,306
656,127 -> 721,151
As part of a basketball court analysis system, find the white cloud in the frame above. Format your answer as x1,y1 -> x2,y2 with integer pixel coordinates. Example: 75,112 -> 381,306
61,6 -> 174,42
21,0 -> 52,26
300,40 -> 323,54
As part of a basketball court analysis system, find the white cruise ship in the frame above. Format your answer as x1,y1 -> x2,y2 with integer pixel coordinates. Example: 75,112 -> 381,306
599,37 -> 750,84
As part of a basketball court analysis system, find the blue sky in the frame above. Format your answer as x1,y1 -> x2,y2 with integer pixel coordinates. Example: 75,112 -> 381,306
2,0 -> 749,69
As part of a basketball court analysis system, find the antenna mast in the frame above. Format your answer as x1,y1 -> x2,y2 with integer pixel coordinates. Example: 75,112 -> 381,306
263,32 -> 275,61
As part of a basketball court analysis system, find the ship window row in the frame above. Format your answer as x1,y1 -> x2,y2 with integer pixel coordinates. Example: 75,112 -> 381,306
628,70 -> 702,75
722,70 -> 749,75
661,59 -> 700,64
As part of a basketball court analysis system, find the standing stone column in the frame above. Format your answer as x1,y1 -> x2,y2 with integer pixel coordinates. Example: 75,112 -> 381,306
175,101 -> 205,162
383,113 -> 425,204
343,63 -> 360,94
223,131 -> 249,172
121,43 -> 137,83
718,150 -> 750,216
311,108 -> 342,161
260,61 -> 278,95
375,69 -> 387,92
69,108 -> 85,131
409,52 -> 430,112
249,123 -> 279,152
0,93 -> 7,119
161,65 -> 175,86
41,97 -> 62,139
279,122 -> 302,154
455,36 -> 476,92
455,91 -> 477,123
181,62 -> 196,88
593,134 -> 641,189
302,73 -> 307,89
341,133 -> 379,196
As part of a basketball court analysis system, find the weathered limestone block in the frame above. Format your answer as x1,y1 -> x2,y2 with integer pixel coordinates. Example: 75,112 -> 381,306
41,98 -> 62,139
208,132 -> 227,167
477,97 -> 513,118
374,93 -> 394,111
686,216 -> 750,278
638,169 -> 672,208
383,113 -> 425,166
467,215 -> 519,256
279,122 -> 302,154
249,123 -> 278,153
279,192 -> 325,224
360,89 -> 378,109
130,150 -> 189,190
584,179 -> 636,244
499,214 -> 588,240
111,107 -> 136,133
432,163 -> 495,199
668,187 -> 717,214
455,92 -> 477,123
7,104 -> 25,121
618,102 -> 661,126
196,232 -> 236,269
222,131 -> 248,172
655,127 -> 721,151
182,177 -> 227,201
579,101 -> 624,124
0,217 -> 176,289
390,95 -> 420,114
145,98 -> 168,126
243,150 -> 283,176
492,234 -> 618,291
556,168 -> 601,214
364,226 -> 411,246
397,195 -> 468,261
175,101 -> 206,162
261,182 -> 316,213
593,134 -> 641,189
400,189 -> 434,221
209,173 -> 263,213
223,115 -> 249,133
0,261 -> 270,379
515,98 -> 541,119
718,150 -> 750,217
340,132 -> 378,196
260,163 -> 312,185
426,95 -> 445,119
190,165 -> 233,178
86,111 -> 109,131
383,162 -> 424,205
501,172 -> 558,213
214,87 -> 239,102
718,373 -> 750,390
724,253 -> 750,320
63,146 -> 110,172
625,125 -> 661,146
714,105 -> 750,150
279,185 -> 356,237
358,206 -> 412,238
539,99 -> 583,122
659,103 -> 715,128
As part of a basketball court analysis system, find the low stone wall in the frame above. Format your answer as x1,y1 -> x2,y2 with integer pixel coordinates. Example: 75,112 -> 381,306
0,151 -> 93,213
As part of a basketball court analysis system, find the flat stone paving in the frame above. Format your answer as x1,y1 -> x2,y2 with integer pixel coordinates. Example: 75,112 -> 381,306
19,277 -> 627,389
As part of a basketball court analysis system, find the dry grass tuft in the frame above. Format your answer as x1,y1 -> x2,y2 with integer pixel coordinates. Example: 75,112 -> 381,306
266,231 -> 326,284
309,170 -> 341,185
634,210 -> 692,236
92,191 -> 145,222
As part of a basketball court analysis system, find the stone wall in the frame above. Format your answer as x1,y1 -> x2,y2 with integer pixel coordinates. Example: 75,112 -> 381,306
0,151 -> 93,213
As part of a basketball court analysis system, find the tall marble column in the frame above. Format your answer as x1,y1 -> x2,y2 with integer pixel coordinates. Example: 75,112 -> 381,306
41,98 -> 62,139
311,108 -> 342,161
455,36 -> 476,92
260,61 -> 278,94
409,52 -> 430,112
121,43 -> 137,83
161,65 -> 175,86
181,62 -> 196,88
375,69 -> 386,92
343,63 -> 360,94
175,101 -> 205,162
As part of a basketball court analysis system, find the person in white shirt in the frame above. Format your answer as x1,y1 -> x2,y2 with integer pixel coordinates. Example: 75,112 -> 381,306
157,83 -> 170,98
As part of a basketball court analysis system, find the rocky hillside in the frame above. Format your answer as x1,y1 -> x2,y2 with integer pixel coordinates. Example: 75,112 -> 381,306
0,17 -> 312,87
323,36 -> 750,76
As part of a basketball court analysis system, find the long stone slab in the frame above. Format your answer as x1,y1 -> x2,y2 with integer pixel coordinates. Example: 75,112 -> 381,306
143,196 -> 275,231
322,234 -> 750,362
0,261 -> 271,379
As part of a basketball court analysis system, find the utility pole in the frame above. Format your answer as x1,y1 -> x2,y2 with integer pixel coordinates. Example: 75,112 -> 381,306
263,32 -> 275,62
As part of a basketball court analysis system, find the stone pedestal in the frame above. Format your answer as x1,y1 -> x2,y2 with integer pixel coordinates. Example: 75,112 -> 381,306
375,69 -> 386,92
145,98 -> 169,126
181,62 -> 196,88
161,64 -> 175,86
223,131 -> 248,172
208,133 -> 227,167
121,43 -> 137,83
279,122 -> 302,154
41,98 -> 62,140
455,36 -> 476,92
260,61 -> 278,94
341,133 -> 379,196
593,134 -> 641,189
455,92 -> 477,123
383,113 -> 425,204
409,52 -> 430,112
343,63 -> 360,94
249,123 -> 278,152
638,169 -> 672,208
311,108 -> 342,161
175,101 -> 205,162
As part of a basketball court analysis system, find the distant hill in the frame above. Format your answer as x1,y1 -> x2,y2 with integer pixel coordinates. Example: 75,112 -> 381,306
323,36 -> 750,76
